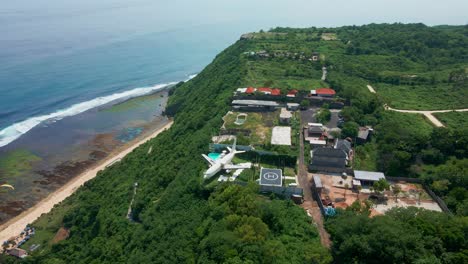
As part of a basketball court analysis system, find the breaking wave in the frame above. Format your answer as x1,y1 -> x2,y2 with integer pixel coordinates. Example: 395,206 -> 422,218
0,74 -> 197,148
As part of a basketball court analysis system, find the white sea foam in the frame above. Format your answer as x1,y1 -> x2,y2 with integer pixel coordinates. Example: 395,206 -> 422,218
0,75 -> 197,148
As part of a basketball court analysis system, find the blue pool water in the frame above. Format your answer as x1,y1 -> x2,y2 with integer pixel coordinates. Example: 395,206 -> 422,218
208,153 -> 221,160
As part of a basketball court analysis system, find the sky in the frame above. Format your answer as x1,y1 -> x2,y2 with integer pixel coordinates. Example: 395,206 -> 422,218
1,0 -> 467,64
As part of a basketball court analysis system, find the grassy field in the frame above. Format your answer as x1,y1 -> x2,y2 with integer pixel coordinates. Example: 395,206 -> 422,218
375,83 -> 468,110
223,111 -> 278,145
241,59 -> 327,90
0,149 -> 41,179
433,111 -> 468,129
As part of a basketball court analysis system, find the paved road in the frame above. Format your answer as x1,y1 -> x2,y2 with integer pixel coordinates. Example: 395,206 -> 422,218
300,108 -> 317,125
298,117 -> 331,248
325,109 -> 341,129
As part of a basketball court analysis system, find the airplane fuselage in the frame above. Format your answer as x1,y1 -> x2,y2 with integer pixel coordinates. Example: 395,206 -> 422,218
204,152 -> 235,178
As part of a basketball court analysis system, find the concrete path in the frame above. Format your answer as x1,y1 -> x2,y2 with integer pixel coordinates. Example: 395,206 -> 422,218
384,105 -> 468,127
368,84 -> 467,127
367,85 -> 376,93
321,67 -> 327,81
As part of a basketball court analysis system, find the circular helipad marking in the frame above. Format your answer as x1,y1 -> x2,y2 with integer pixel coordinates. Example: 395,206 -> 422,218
263,172 -> 279,180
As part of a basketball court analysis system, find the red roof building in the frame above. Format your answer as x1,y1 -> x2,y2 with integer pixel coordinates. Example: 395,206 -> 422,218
315,88 -> 336,97
257,87 -> 272,94
287,89 -> 299,97
246,87 -> 256,94
271,89 -> 281,96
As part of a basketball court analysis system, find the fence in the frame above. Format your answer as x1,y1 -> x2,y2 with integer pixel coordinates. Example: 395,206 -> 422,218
209,143 -> 252,152
232,181 -> 303,199
311,186 -> 326,216
259,185 -> 303,197
220,128 -> 251,136
386,176 -> 451,214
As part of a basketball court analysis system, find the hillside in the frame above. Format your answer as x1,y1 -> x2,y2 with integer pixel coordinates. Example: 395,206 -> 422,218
2,24 -> 467,264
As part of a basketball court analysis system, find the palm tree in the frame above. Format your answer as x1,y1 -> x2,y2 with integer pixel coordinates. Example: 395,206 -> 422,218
356,185 -> 362,200
392,184 -> 402,202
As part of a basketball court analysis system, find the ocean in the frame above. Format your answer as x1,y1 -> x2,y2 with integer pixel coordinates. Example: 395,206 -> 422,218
0,26 -> 241,147
0,2 -> 260,223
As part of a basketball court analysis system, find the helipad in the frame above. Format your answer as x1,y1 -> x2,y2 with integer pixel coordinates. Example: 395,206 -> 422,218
259,168 -> 282,186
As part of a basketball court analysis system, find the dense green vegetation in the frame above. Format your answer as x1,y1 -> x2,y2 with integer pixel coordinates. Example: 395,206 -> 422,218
327,207 -> 468,263
5,36 -> 329,264
434,111 -> 468,128
4,23 -> 467,263
374,83 -> 468,110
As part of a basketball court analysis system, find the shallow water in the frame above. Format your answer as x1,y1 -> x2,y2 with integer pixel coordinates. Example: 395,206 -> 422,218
0,91 -> 169,223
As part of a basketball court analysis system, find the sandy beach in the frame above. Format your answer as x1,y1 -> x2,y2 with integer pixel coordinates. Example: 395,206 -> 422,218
0,120 -> 173,243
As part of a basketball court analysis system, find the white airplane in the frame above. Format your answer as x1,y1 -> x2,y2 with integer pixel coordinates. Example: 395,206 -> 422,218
202,139 -> 251,179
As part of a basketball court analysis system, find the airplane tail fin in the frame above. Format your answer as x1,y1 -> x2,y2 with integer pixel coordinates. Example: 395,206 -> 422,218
233,138 -> 245,154
227,138 -> 237,153
233,138 -> 237,151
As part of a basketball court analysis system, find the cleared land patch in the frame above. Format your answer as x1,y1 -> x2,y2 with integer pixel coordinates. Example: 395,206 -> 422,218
223,111 -> 278,145
243,60 -> 326,90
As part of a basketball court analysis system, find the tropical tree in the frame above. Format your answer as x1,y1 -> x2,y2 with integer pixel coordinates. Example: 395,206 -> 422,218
392,184 -> 402,202
373,179 -> 390,195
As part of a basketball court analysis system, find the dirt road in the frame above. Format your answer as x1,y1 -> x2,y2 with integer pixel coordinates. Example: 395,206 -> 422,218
0,121 -> 173,244
298,119 -> 331,248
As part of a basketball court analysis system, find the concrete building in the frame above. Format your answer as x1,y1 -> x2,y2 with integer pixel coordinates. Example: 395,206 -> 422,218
309,148 -> 347,173
286,103 -> 300,111
304,123 -> 327,147
236,88 -> 247,94
287,89 -> 299,98
8,248 -> 28,259
313,175 -> 323,194
279,108 -> 292,124
353,170 -> 385,187
315,88 -> 336,97
232,100 -> 279,111
271,126 -> 291,146
334,139 -> 353,163
357,126 -> 374,144
312,52 -> 320,61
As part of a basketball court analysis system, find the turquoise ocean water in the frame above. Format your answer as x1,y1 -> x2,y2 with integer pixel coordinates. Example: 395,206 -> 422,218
0,1 -> 260,222
0,26 -> 243,147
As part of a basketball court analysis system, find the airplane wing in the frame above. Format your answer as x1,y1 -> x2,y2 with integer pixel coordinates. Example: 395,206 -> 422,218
202,154 -> 216,166
224,163 -> 252,170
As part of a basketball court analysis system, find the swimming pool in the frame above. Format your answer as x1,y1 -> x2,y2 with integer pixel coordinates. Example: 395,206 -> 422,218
208,153 -> 221,160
